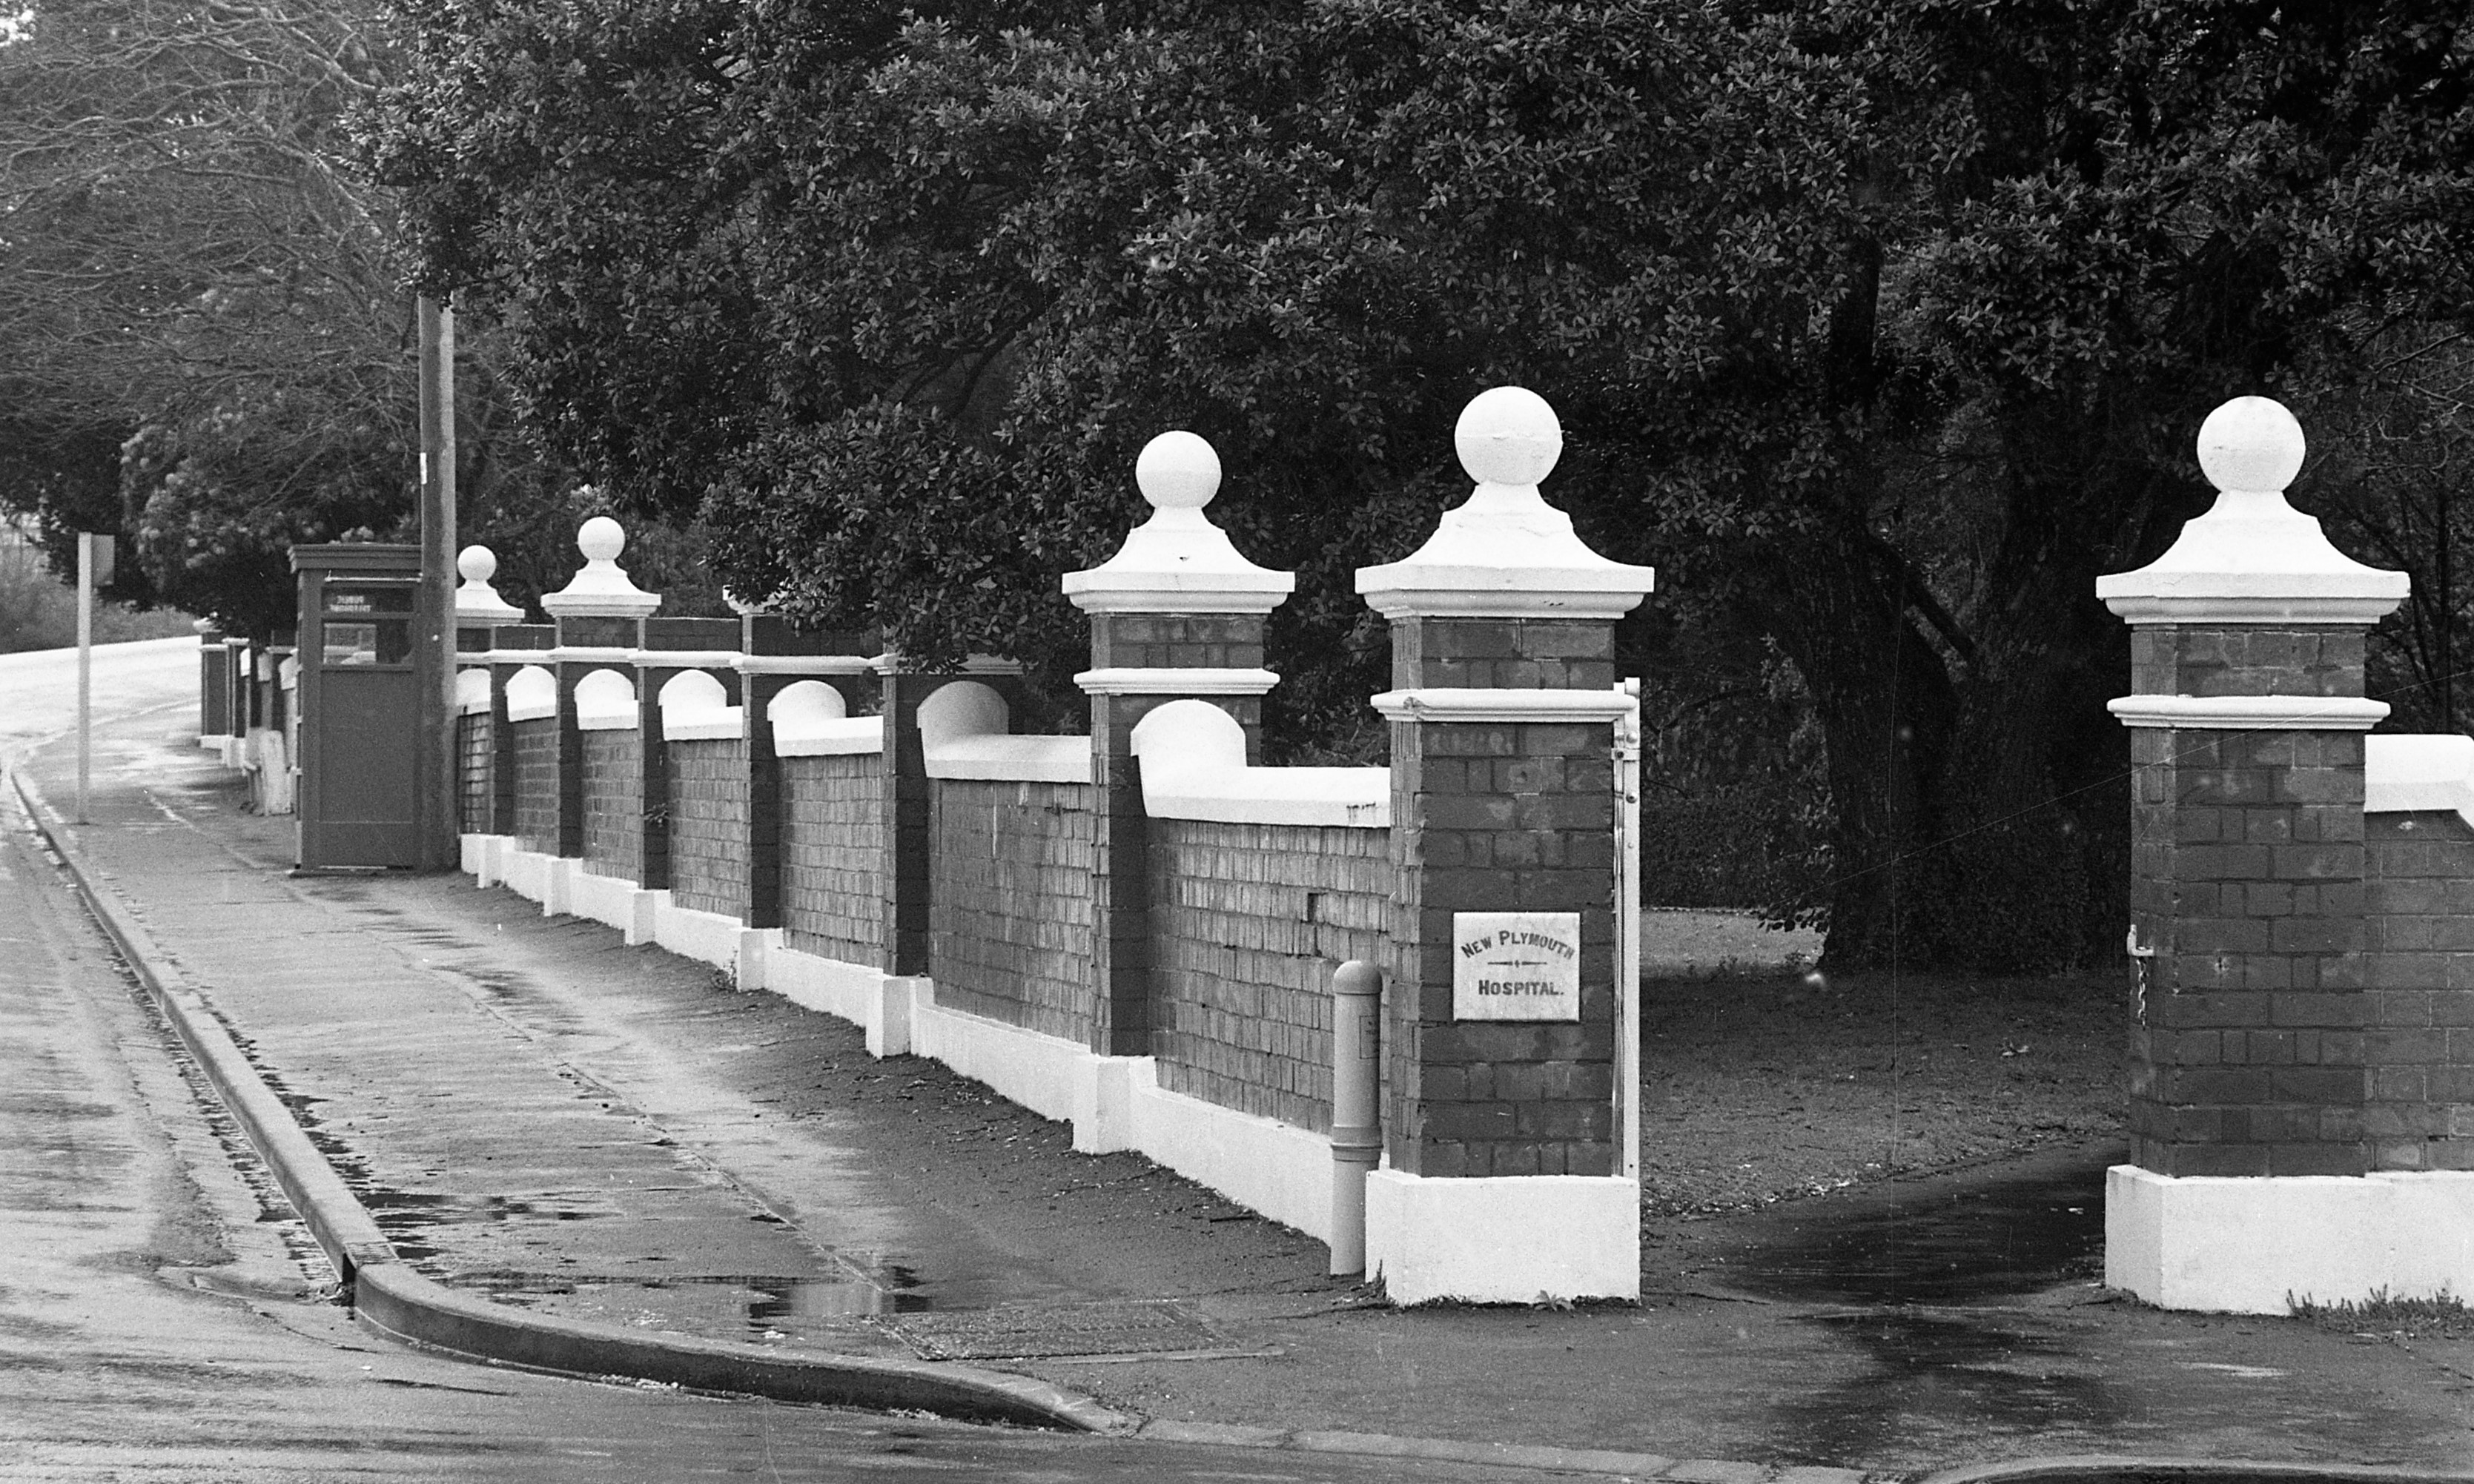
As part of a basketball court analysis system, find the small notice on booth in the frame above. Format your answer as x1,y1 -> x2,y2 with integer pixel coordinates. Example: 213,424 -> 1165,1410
1452,912 -> 1581,1021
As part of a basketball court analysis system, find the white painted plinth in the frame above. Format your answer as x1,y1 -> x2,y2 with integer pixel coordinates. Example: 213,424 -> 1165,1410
1123,1059 -> 1332,1239
1364,1170 -> 1640,1304
2108,1165 -> 2474,1313
649,899 -> 776,990
764,952 -> 925,1059
568,867 -> 658,945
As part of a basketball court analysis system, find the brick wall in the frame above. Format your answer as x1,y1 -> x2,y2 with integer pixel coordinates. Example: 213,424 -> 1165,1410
513,718 -> 561,855
457,711 -> 492,835
2364,809 -> 2474,1170
782,752 -> 886,965
669,737 -> 747,917
581,729 -> 643,882
927,778 -> 1094,1042
1147,818 -> 1390,1131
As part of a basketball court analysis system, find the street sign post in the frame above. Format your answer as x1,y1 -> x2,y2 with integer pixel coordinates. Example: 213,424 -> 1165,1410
73,531 -> 113,824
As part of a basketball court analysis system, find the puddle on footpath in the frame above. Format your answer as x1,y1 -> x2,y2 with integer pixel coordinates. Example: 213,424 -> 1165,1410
1720,1148 -> 2112,1307
1710,1148 -> 2129,1463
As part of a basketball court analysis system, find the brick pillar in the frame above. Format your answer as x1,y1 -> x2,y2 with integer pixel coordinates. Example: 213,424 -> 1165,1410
1353,386 -> 1653,1305
1063,431 -> 1294,1058
2098,395 -> 2413,1312
541,517 -> 661,860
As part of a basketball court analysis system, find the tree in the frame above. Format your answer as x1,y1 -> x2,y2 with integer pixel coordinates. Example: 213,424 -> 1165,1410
368,0 -> 2474,970
0,0 -> 680,635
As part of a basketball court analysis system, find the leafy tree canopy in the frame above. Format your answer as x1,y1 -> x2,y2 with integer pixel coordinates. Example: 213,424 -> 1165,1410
369,0 -> 2474,969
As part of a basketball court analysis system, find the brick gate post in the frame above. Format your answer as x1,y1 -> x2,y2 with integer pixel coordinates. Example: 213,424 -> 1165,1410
541,517 -> 661,864
1354,387 -> 1654,1303
2099,396 -> 2415,1311
1064,432 -> 1294,1059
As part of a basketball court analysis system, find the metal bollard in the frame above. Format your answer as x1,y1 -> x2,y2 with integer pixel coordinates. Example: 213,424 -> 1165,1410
1329,959 -> 1383,1276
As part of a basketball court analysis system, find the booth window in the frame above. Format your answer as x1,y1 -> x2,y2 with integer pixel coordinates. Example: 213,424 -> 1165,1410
322,584 -> 414,666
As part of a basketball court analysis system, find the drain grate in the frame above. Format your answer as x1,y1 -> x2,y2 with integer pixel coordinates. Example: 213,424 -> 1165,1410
878,1299 -> 1223,1361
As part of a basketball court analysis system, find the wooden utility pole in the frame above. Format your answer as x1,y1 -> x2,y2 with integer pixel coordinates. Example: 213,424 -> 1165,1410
417,296 -> 459,869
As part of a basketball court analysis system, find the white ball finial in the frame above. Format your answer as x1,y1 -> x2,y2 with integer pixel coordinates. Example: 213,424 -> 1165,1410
457,544 -> 497,583
2197,396 -> 2306,494
577,515 -> 626,563
1136,431 -> 1221,511
1456,385 -> 1563,487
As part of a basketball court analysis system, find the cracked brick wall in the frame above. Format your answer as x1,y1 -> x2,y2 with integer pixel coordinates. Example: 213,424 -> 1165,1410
927,778 -> 1094,1044
1147,818 -> 1390,1133
2364,809 -> 2474,1171
512,718 -> 560,856
456,711 -> 492,835
782,752 -> 885,966
668,737 -> 747,918
581,729 -> 643,882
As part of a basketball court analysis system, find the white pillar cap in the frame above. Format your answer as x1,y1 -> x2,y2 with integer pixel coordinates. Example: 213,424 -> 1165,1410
540,514 -> 661,620
1062,431 -> 1297,615
1356,387 -> 1653,620
2097,396 -> 2407,626
453,543 -> 526,626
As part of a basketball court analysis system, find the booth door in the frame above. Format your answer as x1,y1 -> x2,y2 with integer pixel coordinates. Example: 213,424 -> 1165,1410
297,578 -> 420,867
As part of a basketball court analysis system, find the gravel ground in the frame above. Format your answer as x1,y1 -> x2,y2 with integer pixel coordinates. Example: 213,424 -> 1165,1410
1640,967 -> 2122,1218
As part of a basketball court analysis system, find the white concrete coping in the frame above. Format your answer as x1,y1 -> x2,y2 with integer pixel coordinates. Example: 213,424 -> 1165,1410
1357,388 -> 1654,621
919,680 -> 1091,784
658,669 -> 742,742
1075,666 -> 1280,697
277,655 -> 299,689
632,649 -> 743,670
574,668 -> 639,731
770,680 -> 886,757
505,665 -> 557,723
2106,694 -> 2389,731
454,544 -> 526,626
2366,733 -> 2474,827
1130,700 -> 1389,827
1369,687 -> 1636,723
2098,397 -> 2409,626
483,649 -> 554,665
1063,431 -> 1296,615
540,515 -> 662,620
546,646 -> 637,664
454,668 -> 492,716
738,653 -> 878,676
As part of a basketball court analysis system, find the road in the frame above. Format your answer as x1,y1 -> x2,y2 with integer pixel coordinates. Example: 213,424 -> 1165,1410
0,639 -> 1518,1483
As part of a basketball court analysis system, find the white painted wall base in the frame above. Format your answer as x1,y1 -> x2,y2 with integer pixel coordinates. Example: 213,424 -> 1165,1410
649,898 -> 776,990
2107,1164 -> 2474,1314
569,867 -> 658,946
764,952 -> 925,1057
1123,1060 -> 1332,1239
1364,1169 -> 1641,1305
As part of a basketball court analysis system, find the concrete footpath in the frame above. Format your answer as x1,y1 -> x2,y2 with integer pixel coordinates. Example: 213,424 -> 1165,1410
17,708 -> 2474,1482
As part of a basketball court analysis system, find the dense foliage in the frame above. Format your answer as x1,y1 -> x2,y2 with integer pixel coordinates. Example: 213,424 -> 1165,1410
365,0 -> 2474,970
